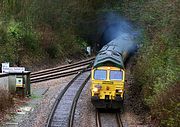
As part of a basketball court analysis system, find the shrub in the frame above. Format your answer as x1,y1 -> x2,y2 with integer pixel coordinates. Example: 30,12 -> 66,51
7,19 -> 40,52
150,83 -> 180,126
0,89 -> 13,111
46,44 -> 63,59
0,19 -> 41,65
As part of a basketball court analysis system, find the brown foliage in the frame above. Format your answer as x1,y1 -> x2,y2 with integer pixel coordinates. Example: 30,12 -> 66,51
151,83 -> 180,126
0,89 -> 14,112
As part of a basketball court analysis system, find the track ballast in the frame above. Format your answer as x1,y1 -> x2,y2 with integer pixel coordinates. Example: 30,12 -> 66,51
31,57 -> 94,83
46,71 -> 90,127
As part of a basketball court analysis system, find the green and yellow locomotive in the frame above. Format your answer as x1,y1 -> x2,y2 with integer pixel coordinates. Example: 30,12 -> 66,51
91,34 -> 136,109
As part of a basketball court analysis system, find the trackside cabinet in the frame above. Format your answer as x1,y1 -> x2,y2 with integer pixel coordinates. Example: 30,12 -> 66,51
8,71 -> 31,96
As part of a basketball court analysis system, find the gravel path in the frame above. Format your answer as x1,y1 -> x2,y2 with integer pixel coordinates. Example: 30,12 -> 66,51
121,58 -> 151,127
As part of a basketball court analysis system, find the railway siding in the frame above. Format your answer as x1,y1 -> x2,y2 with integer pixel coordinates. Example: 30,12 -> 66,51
30,57 -> 94,83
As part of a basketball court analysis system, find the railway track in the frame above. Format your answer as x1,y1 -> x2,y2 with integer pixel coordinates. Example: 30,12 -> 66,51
31,57 -> 94,83
96,110 -> 123,127
46,70 -> 90,127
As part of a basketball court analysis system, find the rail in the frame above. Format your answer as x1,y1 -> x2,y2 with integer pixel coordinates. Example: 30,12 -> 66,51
46,67 -> 91,127
31,57 -> 94,83
96,110 -> 123,127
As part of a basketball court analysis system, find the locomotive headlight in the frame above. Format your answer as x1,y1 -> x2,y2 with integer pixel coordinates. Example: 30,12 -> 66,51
93,84 -> 102,93
116,89 -> 123,93
93,87 -> 99,92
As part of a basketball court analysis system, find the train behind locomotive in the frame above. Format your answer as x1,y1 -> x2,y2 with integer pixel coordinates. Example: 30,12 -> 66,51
90,33 -> 137,109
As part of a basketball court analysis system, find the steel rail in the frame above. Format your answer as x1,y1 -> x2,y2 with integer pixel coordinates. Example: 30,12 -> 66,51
116,113 -> 123,127
31,57 -> 94,76
30,57 -> 94,83
96,110 -> 102,127
46,72 -> 82,127
96,110 -> 123,127
68,74 -> 90,127
31,60 -> 92,78
46,65 -> 91,127
31,71 -> 78,83
31,66 -> 91,83
31,67 -> 85,83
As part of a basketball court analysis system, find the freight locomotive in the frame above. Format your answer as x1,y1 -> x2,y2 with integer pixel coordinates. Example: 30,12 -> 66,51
90,33 -> 136,109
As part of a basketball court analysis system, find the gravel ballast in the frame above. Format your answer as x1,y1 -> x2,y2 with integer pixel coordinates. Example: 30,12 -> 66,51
73,80 -> 96,127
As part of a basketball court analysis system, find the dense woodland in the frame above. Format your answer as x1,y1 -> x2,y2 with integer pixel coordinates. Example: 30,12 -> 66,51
0,0 -> 179,126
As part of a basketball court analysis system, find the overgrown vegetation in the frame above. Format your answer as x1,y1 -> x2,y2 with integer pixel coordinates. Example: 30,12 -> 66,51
0,0 -> 122,66
0,19 -> 40,65
120,0 -> 180,126
0,89 -> 13,111
0,0 -> 102,66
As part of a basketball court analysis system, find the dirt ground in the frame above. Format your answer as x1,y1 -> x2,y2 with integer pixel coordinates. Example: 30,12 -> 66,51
122,57 -> 152,126
0,96 -> 30,125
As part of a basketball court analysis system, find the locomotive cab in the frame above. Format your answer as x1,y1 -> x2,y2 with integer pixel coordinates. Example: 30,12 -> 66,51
91,66 -> 125,109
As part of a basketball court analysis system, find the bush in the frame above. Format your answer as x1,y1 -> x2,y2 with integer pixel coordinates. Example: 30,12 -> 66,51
7,19 -> 40,52
150,83 -> 180,126
46,44 -> 63,59
0,19 -> 41,65
0,89 -> 13,111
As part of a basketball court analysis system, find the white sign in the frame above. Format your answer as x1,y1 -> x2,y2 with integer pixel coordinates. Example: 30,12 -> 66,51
87,46 -> 91,55
8,67 -> 25,73
2,63 -> 9,73
2,62 -> 25,73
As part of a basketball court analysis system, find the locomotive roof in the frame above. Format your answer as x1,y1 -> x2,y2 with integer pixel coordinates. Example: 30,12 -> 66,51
93,34 -> 137,68
93,50 -> 124,68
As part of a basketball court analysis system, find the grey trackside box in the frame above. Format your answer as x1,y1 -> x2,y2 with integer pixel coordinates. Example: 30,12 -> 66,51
8,71 -> 31,96
0,71 -> 31,96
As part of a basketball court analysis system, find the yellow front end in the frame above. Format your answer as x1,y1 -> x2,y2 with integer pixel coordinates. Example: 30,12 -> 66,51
91,66 -> 125,109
